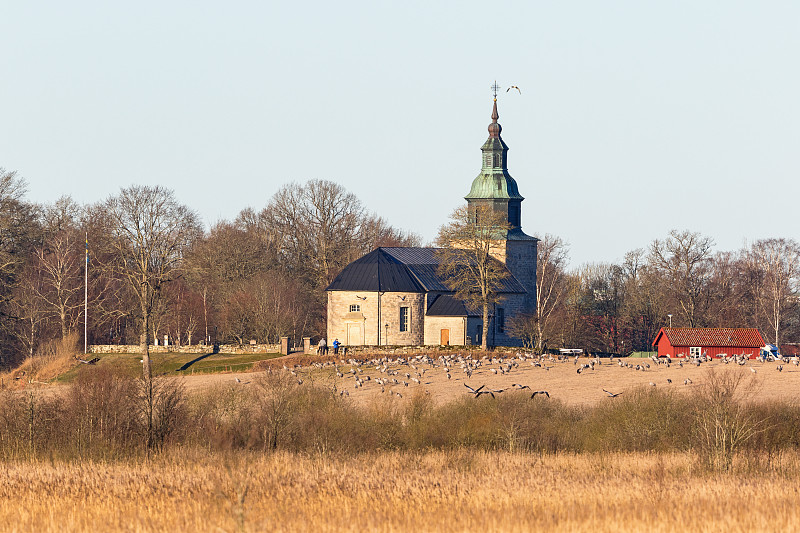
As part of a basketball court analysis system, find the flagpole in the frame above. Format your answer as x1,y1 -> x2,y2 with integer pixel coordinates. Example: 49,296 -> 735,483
85,232 -> 88,355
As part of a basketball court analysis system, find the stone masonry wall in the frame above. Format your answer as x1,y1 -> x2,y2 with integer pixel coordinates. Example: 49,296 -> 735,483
328,291 -> 424,346
504,239 -> 538,314
89,343 -> 281,354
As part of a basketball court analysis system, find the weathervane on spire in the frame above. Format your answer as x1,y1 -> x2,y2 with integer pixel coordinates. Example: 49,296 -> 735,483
491,81 -> 500,100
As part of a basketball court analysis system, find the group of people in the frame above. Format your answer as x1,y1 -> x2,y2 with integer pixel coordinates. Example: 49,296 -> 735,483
317,338 -> 344,355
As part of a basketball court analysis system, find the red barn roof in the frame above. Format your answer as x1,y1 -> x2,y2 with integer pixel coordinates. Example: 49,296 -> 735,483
653,328 -> 765,348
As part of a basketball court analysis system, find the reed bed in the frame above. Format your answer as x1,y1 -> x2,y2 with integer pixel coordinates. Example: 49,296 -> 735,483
3,366 -> 800,531
2,450 -> 800,532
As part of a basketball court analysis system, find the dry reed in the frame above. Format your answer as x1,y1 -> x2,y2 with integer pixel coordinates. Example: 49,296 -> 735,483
2,450 -> 800,532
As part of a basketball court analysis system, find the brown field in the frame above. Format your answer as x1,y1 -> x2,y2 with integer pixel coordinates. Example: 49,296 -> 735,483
3,450 -> 800,532
174,354 -> 800,406
18,352 -> 800,407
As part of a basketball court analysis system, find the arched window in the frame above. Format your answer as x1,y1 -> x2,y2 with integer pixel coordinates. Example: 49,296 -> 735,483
493,154 -> 501,167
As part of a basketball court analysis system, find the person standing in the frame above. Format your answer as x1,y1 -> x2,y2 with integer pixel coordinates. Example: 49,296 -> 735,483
318,338 -> 327,355
333,338 -> 340,355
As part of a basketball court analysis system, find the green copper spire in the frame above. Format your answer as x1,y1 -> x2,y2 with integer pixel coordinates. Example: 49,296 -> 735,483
465,98 -> 524,202
464,94 -> 534,240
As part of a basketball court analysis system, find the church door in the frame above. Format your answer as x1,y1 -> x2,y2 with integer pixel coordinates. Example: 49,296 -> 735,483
347,324 -> 363,346
440,329 -> 450,346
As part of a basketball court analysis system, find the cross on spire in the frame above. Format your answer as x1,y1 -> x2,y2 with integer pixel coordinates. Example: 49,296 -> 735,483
491,81 -> 500,100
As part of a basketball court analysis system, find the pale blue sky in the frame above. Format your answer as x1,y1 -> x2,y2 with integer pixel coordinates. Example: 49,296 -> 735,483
2,1 -> 798,266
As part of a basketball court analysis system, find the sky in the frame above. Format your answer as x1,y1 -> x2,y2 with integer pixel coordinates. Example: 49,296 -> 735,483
2,1 -> 798,267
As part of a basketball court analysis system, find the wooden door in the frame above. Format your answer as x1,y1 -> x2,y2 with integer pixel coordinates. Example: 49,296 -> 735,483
440,329 -> 450,346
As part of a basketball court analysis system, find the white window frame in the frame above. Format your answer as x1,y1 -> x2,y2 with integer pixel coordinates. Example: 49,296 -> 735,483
349,304 -> 360,313
399,306 -> 410,332
689,347 -> 702,357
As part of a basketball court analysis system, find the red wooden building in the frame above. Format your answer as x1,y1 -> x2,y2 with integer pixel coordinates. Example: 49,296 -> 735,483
652,328 -> 765,358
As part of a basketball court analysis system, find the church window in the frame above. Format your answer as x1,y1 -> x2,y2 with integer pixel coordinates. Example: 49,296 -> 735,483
497,308 -> 505,333
349,304 -> 361,312
399,307 -> 409,332
493,153 -> 501,167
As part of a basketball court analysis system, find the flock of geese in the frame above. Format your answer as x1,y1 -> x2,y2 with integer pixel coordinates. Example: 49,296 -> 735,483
234,348 -> 797,402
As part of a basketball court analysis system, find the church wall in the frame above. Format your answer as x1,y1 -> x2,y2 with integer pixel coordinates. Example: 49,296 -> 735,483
327,291 -> 424,347
504,240 -> 538,314
424,316 -> 468,346
493,293 -> 526,347
383,292 -> 425,346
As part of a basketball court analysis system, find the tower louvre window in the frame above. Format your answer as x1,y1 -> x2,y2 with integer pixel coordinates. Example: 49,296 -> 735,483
509,204 -> 520,227
493,154 -> 500,167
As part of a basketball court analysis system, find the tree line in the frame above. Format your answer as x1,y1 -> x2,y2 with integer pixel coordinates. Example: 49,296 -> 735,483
1,166 -> 798,367
517,231 -> 800,354
0,170 -> 419,369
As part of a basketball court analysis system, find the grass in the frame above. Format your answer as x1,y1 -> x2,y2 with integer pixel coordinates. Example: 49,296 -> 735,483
3,449 -> 800,532
4,363 -> 800,530
54,351 -> 283,383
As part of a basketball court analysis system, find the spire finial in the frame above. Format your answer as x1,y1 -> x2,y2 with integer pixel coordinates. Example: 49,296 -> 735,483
488,83 -> 501,138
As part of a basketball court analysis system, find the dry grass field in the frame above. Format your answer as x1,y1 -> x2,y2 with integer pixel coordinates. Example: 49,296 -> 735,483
5,352 -> 800,532
3,450 -> 800,532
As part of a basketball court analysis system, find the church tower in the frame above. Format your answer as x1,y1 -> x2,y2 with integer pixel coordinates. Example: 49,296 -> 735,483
465,94 -> 538,314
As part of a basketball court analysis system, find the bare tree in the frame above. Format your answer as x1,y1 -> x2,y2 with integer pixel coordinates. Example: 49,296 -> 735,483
103,185 -> 200,448
436,204 -> 510,351
534,234 -> 569,353
0,169 -> 36,294
621,248 -> 667,351
0,169 -> 41,367
260,180 -> 366,290
747,239 -> 800,346
31,227 -> 84,340
649,230 -> 714,327
10,263 -> 50,358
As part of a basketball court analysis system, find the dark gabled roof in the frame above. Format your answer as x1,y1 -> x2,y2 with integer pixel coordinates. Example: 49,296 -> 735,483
325,248 -> 425,292
382,247 -> 439,264
389,247 -> 526,294
326,246 -> 527,294
426,294 -> 479,317
652,328 -> 765,348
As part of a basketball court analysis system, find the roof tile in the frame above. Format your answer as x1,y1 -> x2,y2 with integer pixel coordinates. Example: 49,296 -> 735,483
661,328 -> 764,348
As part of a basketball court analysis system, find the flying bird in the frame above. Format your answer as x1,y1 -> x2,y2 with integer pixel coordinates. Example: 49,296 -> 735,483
507,85 -> 521,94
464,383 -> 485,395
603,389 -> 622,398
511,383 -> 531,390
531,390 -> 550,398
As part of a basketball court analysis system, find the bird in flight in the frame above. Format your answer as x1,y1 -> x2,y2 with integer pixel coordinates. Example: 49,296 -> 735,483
511,383 -> 531,390
507,85 -> 521,94
464,383 -> 485,395
531,390 -> 550,398
603,389 -> 622,398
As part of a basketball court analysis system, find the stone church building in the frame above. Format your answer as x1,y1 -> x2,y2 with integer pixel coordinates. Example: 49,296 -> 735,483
326,98 -> 538,347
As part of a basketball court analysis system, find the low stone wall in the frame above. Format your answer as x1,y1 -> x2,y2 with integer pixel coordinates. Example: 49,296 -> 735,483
89,344 -> 282,355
